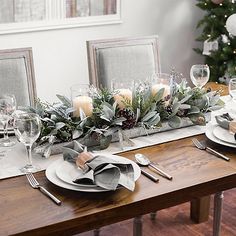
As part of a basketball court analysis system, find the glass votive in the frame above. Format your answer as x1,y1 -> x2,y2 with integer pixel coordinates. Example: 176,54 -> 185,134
111,80 -> 133,110
70,84 -> 93,118
229,78 -> 236,101
151,73 -> 171,99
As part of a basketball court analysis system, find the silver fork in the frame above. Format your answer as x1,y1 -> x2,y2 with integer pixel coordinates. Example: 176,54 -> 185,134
26,173 -> 62,205
192,138 -> 230,161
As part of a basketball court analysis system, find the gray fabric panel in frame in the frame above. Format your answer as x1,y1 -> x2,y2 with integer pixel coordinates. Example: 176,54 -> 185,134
0,48 -> 37,107
87,35 -> 161,88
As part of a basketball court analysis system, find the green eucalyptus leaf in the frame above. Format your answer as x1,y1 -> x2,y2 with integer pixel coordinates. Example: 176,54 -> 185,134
154,88 -> 164,102
56,122 -> 65,130
42,117 -> 55,124
187,106 -> 200,115
142,111 -> 157,122
168,116 -> 182,128
60,131 -> 71,138
101,102 -> 115,120
56,94 -> 71,107
72,130 -> 83,139
179,104 -> 191,110
79,108 -> 87,120
99,135 -> 112,150
112,117 -> 126,126
169,102 -> 181,117
66,107 -> 75,115
179,94 -> 192,104
147,113 -> 160,126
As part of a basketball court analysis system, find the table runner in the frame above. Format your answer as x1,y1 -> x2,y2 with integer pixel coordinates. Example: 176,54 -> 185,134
0,96 -> 231,180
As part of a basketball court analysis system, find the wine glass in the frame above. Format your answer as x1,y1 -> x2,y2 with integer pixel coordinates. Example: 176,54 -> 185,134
14,112 -> 41,173
229,78 -> 236,101
190,64 -> 210,88
0,94 -> 16,147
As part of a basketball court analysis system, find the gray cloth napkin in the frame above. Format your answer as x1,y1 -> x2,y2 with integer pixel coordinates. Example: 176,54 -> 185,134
215,113 -> 233,129
63,141 -> 135,191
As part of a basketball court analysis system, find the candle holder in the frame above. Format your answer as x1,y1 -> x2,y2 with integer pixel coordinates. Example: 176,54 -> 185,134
111,80 -> 133,110
151,73 -> 171,99
70,84 -> 93,118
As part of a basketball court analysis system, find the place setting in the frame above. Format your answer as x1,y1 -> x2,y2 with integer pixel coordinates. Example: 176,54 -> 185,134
46,140 -> 141,193
204,78 -> 236,150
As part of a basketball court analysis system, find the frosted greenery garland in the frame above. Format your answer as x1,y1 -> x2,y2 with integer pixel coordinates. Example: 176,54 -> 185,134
28,80 -> 224,157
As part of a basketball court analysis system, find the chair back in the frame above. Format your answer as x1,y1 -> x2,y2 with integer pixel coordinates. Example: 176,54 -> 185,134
87,35 -> 161,88
0,48 -> 37,107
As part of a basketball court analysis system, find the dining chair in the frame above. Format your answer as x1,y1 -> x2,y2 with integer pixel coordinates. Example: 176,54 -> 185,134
87,35 -> 161,88
87,35 -> 161,236
205,82 -> 228,96
0,47 -> 37,107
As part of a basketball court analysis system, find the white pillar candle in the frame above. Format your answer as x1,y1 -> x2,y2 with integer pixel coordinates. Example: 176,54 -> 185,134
73,95 -> 93,117
114,88 -> 132,109
151,84 -> 170,99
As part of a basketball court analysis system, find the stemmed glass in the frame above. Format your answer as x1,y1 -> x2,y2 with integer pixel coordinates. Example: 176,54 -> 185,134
228,78 -> 236,101
14,112 -> 41,173
0,94 -> 16,147
190,64 -> 210,88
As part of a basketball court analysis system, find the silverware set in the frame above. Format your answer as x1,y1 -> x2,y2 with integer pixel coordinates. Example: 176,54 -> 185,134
134,153 -> 173,182
26,172 -> 61,205
192,138 -> 230,161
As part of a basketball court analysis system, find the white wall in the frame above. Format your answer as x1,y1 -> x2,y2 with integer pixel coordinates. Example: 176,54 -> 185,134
0,0 -> 204,102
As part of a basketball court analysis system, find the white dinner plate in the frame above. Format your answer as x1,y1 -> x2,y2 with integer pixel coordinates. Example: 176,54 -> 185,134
55,161 -> 97,187
205,123 -> 236,148
213,126 -> 236,145
46,155 -> 141,192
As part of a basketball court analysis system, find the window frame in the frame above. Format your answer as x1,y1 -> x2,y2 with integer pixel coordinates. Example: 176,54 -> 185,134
0,0 -> 121,35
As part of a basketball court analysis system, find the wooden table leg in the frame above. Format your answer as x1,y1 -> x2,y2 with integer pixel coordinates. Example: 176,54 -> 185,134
213,192 -> 224,236
94,229 -> 100,236
133,216 -> 142,236
190,195 -> 211,223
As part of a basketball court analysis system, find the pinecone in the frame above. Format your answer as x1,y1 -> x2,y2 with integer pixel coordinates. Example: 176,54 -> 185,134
117,108 -> 136,129
166,105 -> 172,115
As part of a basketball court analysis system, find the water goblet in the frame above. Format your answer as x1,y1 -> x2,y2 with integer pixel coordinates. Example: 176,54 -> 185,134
14,112 -> 41,173
190,64 -> 210,88
0,94 -> 16,147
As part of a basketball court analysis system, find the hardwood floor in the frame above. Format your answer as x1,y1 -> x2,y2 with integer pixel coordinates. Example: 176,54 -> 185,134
79,188 -> 236,236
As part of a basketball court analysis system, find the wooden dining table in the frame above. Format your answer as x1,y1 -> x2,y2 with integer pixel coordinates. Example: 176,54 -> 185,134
1,134 -> 236,236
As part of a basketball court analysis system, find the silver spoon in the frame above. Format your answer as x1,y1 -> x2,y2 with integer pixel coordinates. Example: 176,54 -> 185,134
135,153 -> 173,180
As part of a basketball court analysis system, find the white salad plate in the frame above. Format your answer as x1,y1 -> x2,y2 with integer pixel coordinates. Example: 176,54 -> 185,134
46,154 -> 141,192
205,123 -> 236,148
55,160 -> 98,187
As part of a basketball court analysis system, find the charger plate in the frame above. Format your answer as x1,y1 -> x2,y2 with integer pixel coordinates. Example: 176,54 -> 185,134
205,123 -> 236,148
213,126 -> 236,145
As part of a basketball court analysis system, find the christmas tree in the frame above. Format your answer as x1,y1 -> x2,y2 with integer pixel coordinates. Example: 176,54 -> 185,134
195,0 -> 236,83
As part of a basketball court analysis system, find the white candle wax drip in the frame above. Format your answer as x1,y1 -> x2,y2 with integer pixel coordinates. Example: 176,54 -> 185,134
73,95 -> 93,117
114,88 -> 132,109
